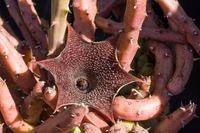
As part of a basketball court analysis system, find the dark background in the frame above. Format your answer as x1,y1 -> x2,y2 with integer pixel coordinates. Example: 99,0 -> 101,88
0,0 -> 200,132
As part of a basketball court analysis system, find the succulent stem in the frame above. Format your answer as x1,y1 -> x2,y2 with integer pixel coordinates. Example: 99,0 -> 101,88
48,0 -> 70,56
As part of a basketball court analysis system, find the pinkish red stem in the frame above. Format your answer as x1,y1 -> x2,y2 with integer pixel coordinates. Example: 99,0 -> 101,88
95,15 -> 186,44
113,42 -> 173,121
117,0 -> 147,72
97,0 -> 125,17
73,0 -> 97,41
17,0 -> 48,54
107,122 -> 128,133
153,102 -> 196,133
83,111 -> 109,132
31,105 -> 89,133
22,81 -> 45,124
167,44 -> 193,95
156,0 -> 200,55
4,0 -> 34,45
0,29 -> 36,94
0,17 -> 16,38
80,123 -> 102,133
0,78 -> 33,133
156,0 -> 194,96
0,25 -> 19,48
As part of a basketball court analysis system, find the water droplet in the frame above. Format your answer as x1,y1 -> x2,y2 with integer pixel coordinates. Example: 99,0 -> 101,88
133,5 -> 137,9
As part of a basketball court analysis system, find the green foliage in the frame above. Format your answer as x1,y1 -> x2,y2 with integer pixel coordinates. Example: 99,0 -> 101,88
69,127 -> 82,133
131,39 -> 154,77
121,120 -> 135,132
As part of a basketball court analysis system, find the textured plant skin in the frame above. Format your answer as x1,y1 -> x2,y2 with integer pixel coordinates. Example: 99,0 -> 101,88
0,24 -> 19,48
4,0 -> 35,45
48,0 -> 70,56
95,15 -> 186,44
167,44 -> 193,95
17,0 -> 48,55
160,0 -> 195,96
22,81 -> 45,125
107,122 -> 128,133
156,0 -> 200,55
0,78 -> 33,133
73,0 -> 97,41
4,0 -> 45,59
83,111 -> 109,132
153,102 -> 196,133
0,29 -> 36,94
36,25 -> 142,122
97,0 -> 125,17
0,17 -> 16,39
95,15 -> 123,34
81,123 -> 102,133
31,105 -> 89,133
113,42 -> 173,121
116,0 -> 146,71
132,123 -> 149,133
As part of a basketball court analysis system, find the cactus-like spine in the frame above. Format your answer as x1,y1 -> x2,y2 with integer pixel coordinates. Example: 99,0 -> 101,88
48,0 -> 70,56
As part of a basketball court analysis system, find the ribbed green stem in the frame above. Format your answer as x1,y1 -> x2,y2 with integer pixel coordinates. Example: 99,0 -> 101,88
48,0 -> 70,56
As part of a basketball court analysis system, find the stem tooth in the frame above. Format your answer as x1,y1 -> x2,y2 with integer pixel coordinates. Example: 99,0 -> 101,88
179,107 -> 186,112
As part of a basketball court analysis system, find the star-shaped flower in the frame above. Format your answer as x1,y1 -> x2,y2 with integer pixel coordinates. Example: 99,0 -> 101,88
37,25 -> 141,121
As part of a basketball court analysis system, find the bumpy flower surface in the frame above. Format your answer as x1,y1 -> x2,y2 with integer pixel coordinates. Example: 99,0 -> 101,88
37,25 -> 140,121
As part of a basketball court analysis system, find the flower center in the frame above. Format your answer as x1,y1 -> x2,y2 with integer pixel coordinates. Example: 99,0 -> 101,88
75,78 -> 89,92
